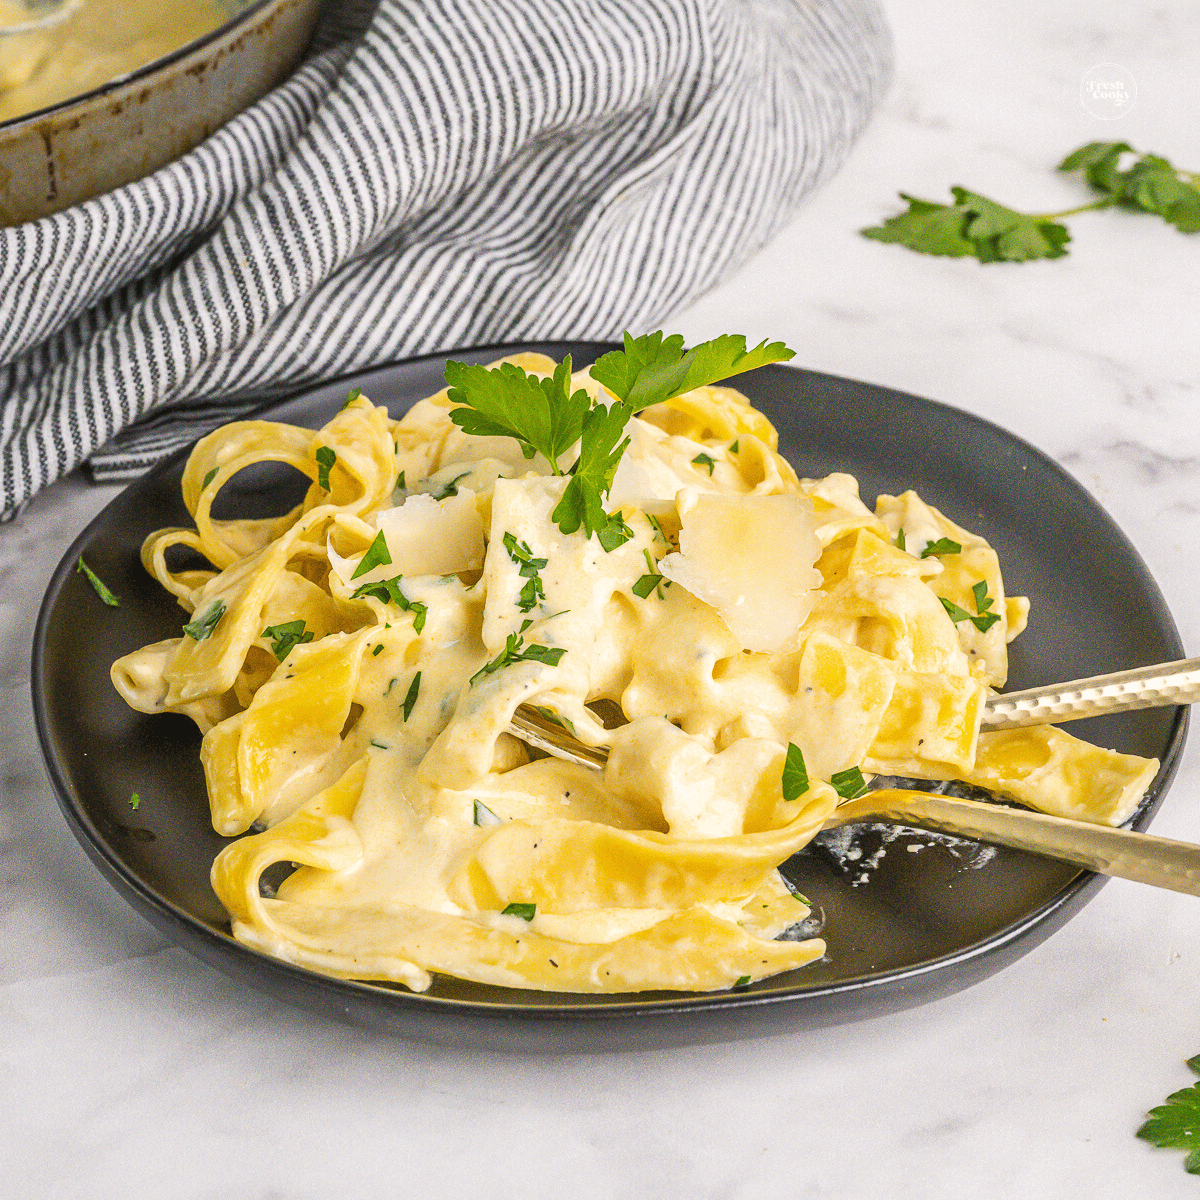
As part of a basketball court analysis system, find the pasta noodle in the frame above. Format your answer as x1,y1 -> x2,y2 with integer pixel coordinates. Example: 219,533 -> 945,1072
111,353 -> 1158,993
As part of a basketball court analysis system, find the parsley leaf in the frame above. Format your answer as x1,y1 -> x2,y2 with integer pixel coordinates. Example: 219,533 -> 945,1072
504,532 -> 548,612
351,574 -> 427,633
431,471 -> 471,500
940,595 -> 1001,634
261,620 -> 315,661
862,191 -> 1069,262
401,671 -> 421,721
75,556 -> 120,607
590,331 -> 795,412
733,975 -> 751,988
692,452 -> 716,476
631,549 -> 668,600
183,598 -> 226,641
1060,142 -> 1200,232
470,623 -> 566,685
351,530 -> 392,579
895,527 -> 906,552
921,537 -> 961,558
202,467 -> 219,489
315,446 -> 337,490
341,388 -> 363,410
782,743 -> 809,800
502,902 -> 536,921
445,356 -> 590,473
597,511 -> 635,552
552,400 -> 632,538
474,798 -> 501,827
1137,1059 -> 1200,1175
395,469 -> 406,490
830,767 -> 870,800
129,792 -> 140,811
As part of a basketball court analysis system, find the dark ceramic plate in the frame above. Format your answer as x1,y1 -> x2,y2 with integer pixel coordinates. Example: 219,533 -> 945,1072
32,343 -> 1187,1050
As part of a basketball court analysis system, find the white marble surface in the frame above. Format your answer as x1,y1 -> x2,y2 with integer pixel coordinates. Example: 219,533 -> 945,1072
3,0 -> 1200,1195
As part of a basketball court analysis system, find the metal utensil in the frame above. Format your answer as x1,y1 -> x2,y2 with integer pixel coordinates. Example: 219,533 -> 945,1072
510,656 -> 1200,768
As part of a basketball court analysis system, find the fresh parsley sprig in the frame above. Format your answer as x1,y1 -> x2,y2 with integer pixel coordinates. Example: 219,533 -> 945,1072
863,141 -> 1200,263
443,333 -> 795,542
1138,1056 -> 1200,1175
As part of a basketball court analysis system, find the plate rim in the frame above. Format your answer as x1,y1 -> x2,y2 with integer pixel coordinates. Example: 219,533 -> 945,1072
31,341 -> 1190,1027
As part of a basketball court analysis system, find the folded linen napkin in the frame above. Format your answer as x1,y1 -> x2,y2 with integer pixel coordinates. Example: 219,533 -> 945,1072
0,0 -> 890,520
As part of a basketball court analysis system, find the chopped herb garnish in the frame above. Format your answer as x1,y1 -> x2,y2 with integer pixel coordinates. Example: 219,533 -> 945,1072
502,533 -> 548,613
351,530 -> 392,579
372,643 -> 384,656
386,677 -> 397,695
631,548 -> 668,600
75,556 -> 120,607
789,889 -> 811,906
501,902 -> 536,921
402,671 -> 421,721
895,527 -> 906,552
202,467 -> 219,489
1138,1057 -> 1200,1175
940,595 -> 1001,634
474,799 -> 501,827
597,511 -> 635,552
129,792 -> 140,811
782,743 -> 809,800
647,514 -> 669,544
351,573 -> 427,633
315,445 -> 337,490
830,766 -> 870,800
729,440 -> 739,454
733,975 -> 751,988
528,705 -> 576,734
692,451 -> 716,475
261,619 -> 315,661
971,580 -> 994,612
396,469 -> 406,490
432,471 -> 471,500
517,576 -> 544,613
183,598 -> 226,641
370,739 -> 389,749
341,387 -> 363,410
470,622 -> 566,685
920,537 -> 962,558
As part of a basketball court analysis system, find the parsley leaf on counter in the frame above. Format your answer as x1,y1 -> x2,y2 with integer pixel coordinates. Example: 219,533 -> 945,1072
261,620 -> 315,661
1138,1057 -> 1200,1174
782,743 -> 809,800
866,141 -> 1200,263
76,556 -> 120,607
183,598 -> 226,641
1060,142 -> 1200,232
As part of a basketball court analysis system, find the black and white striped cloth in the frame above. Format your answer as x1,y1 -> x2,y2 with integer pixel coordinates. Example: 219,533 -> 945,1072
0,0 -> 890,520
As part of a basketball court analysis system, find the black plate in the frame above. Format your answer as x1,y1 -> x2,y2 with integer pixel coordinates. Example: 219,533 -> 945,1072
32,343 -> 1188,1050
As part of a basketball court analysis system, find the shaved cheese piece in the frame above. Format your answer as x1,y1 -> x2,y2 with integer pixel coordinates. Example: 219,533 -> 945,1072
658,493 -> 821,652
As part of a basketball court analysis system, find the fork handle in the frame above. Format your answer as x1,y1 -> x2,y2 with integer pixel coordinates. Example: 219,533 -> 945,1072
828,789 -> 1200,897
982,657 -> 1200,729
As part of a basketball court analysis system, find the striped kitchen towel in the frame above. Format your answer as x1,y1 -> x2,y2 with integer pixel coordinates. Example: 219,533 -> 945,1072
0,0 -> 890,519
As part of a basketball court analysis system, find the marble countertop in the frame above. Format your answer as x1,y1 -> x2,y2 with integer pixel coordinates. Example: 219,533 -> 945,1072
3,0 -> 1199,1195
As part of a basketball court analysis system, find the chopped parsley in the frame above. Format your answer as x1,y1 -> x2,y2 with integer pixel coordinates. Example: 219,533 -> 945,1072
401,671 -> 421,721
182,598 -> 226,641
396,469 -> 406,490
527,705 -> 576,734
781,743 -> 809,800
597,511 -> 635,552
733,975 -> 751,988
895,527 -> 906,552
129,792 -> 141,811
432,471 -> 471,500
729,439 -> 739,454
470,620 -> 566,685
202,467 -> 219,489
503,532 -> 548,613
315,445 -> 337,490
350,573 -> 427,633
341,387 -> 363,410
692,452 -> 716,475
632,549 -> 668,600
261,620 -> 315,661
372,643 -> 384,656
830,766 -> 870,800
501,902 -> 536,921
75,556 -> 120,607
920,537 -> 962,558
351,530 -> 392,579
647,514 -> 669,544
940,590 -> 1001,634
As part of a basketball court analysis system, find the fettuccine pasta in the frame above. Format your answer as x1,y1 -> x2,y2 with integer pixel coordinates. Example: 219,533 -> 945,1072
111,352 -> 1158,993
